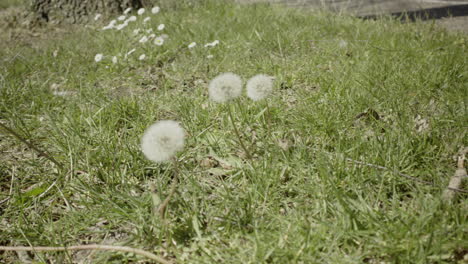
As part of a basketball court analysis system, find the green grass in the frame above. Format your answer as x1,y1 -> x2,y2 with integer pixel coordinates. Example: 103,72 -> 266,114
1,0 -> 467,263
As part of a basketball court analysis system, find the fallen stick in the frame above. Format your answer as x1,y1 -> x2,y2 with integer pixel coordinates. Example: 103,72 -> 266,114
0,244 -> 172,264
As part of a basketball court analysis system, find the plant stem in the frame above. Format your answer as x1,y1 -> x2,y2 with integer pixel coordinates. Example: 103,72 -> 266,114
227,104 -> 252,160
0,121 -> 63,169
158,158 -> 179,218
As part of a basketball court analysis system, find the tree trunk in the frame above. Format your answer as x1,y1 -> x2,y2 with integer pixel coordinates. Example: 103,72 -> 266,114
31,0 -> 145,23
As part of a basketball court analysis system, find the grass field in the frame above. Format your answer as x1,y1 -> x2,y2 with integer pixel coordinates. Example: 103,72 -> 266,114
0,0 -> 467,263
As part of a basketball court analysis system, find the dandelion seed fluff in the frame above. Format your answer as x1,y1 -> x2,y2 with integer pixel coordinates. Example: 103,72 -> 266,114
157,24 -> 165,31
151,6 -> 160,14
246,74 -> 274,101
118,15 -> 126,21
143,17 -> 151,23
141,120 -> 185,162
137,8 -> 145,15
208,73 -> 243,103
127,16 -> 137,22
154,37 -> 164,46
139,36 -> 149,43
139,54 -> 146,60
94,54 -> 103,62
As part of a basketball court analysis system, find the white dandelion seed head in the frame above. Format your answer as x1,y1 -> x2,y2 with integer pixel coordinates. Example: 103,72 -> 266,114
123,7 -> 132,15
127,16 -> 137,22
157,24 -> 165,31
139,54 -> 146,60
139,36 -> 149,43
208,73 -> 243,103
143,17 -> 151,23
154,37 -> 164,46
146,28 -> 153,33
246,74 -> 274,101
133,28 -> 141,35
94,14 -> 102,21
118,15 -> 126,21
112,56 -> 118,64
141,120 -> 185,163
94,53 -> 103,62
116,22 -> 128,30
137,8 -> 145,15
151,6 -> 160,14
149,33 -> 156,39
188,42 -> 197,49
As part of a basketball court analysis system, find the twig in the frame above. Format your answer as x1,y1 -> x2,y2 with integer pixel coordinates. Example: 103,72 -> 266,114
0,122 -> 63,169
346,158 -> 468,193
158,158 -> 179,218
0,244 -> 172,264
442,151 -> 467,201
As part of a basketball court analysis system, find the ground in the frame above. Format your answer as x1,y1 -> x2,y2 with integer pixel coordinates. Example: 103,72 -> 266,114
0,0 -> 467,263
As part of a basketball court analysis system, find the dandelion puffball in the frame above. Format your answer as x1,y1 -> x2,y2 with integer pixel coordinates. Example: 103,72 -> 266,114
151,6 -> 160,14
143,17 -> 151,23
188,42 -> 196,49
154,37 -> 164,46
139,54 -> 146,60
112,56 -> 118,64
246,74 -> 274,101
118,15 -> 126,21
123,7 -> 132,14
94,54 -> 103,62
137,8 -> 145,15
139,36 -> 149,43
127,16 -> 137,22
157,24 -> 165,31
208,73 -> 243,103
141,120 -> 185,163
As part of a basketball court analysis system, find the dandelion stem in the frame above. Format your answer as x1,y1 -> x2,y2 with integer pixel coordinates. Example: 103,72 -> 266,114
0,245 -> 172,264
158,158 -> 179,218
0,121 -> 63,169
227,104 -> 252,160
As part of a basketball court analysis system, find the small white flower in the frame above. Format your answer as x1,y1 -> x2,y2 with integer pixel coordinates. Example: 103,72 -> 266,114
188,42 -> 196,49
206,54 -> 214,59
151,6 -> 160,14
116,22 -> 128,30
123,7 -> 132,15
102,19 -> 116,30
204,40 -> 219,47
127,16 -> 137,22
94,54 -> 103,62
137,8 -> 145,15
139,54 -> 146,60
133,28 -> 141,35
208,73 -> 243,103
154,37 -> 164,46
118,15 -> 126,21
143,17 -> 151,23
139,35 -> 149,43
141,120 -> 185,163
157,24 -> 165,31
112,56 -> 118,64
246,74 -> 274,101
94,14 -> 102,21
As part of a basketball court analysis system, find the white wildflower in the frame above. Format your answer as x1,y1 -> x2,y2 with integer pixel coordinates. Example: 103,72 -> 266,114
133,28 -> 141,35
139,54 -> 146,60
204,40 -> 219,47
139,35 -> 149,43
143,17 -> 151,23
157,24 -> 165,31
208,73 -> 243,103
154,36 -> 164,46
137,8 -> 145,15
151,6 -> 160,14
141,120 -> 185,163
123,7 -> 132,15
116,22 -> 128,30
112,56 -> 118,64
206,54 -> 214,59
102,19 -> 116,30
246,74 -> 274,101
127,16 -> 137,22
94,53 -> 103,62
94,14 -> 102,21
118,15 -> 126,21
188,42 -> 196,49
